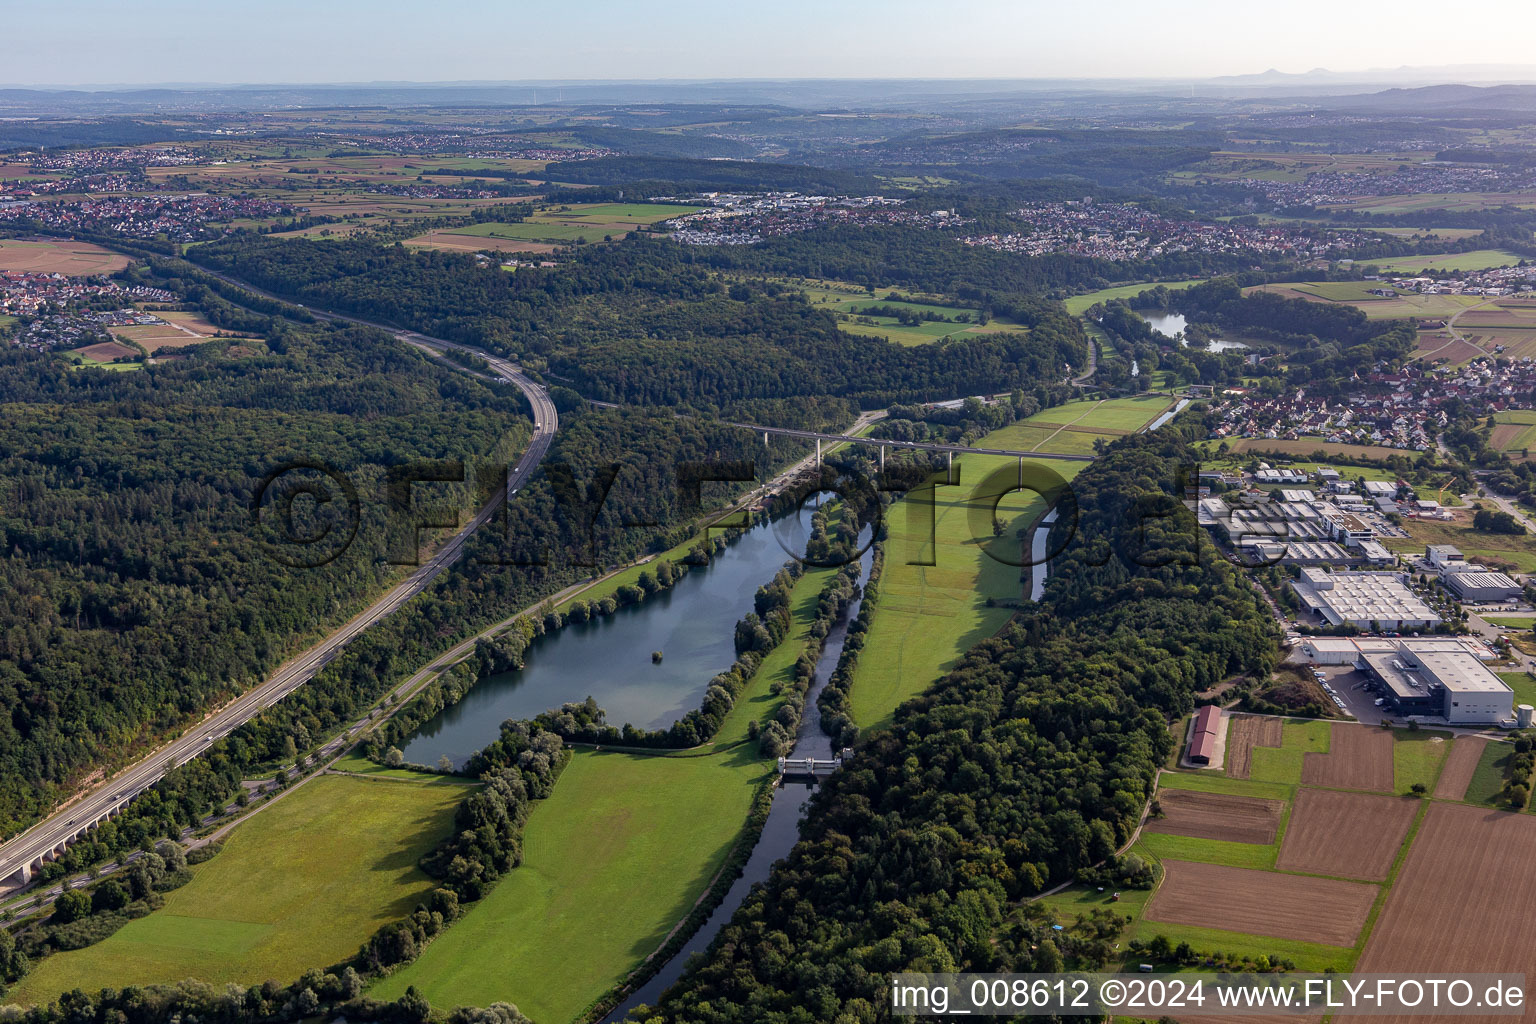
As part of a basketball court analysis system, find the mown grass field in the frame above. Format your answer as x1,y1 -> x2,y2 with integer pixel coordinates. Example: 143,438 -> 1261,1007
783,278 -> 1026,347
847,396 -> 1176,731
1062,279 -> 1207,316
369,747 -> 767,1022
9,775 -> 471,1003
368,563 -> 831,1019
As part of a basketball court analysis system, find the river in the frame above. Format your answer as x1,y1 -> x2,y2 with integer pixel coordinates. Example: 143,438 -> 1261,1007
603,538 -> 875,1021
400,509 -> 862,766
1141,311 -> 1249,353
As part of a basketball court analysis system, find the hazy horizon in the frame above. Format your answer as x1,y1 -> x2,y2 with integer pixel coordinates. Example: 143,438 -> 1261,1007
8,0 -> 1536,88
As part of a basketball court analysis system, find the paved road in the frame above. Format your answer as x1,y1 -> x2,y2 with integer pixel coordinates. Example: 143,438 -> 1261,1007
0,272 -> 558,887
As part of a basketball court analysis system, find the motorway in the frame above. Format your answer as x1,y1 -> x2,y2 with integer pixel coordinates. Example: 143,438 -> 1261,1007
0,274 -> 558,888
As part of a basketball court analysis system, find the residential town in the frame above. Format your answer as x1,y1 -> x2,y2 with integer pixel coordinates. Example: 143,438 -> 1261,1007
0,271 -> 174,316
1209,359 -> 1536,451
0,194 -> 292,241
659,191 -> 927,245
959,198 -> 1373,262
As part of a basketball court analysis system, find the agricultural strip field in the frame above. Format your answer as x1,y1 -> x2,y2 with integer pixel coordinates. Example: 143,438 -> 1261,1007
1145,788 -> 1282,845
1352,802 -> 1536,1024
1432,736 -> 1486,800
1249,283 -> 1485,322
1224,713 -> 1283,780
406,231 -> 562,254
1274,788 -> 1418,881
1300,722 -> 1394,792
0,237 -> 131,275
7,774 -> 471,1004
1216,437 -> 1414,462
1364,249 -> 1526,273
1145,860 -> 1376,946
67,341 -> 138,363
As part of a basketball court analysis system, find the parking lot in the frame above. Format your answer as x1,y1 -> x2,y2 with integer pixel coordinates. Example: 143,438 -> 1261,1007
1311,666 -> 1390,725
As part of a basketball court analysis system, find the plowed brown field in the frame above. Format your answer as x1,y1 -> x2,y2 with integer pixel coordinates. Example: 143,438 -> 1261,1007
1433,736 -> 1487,801
1146,860 -> 1375,946
1302,723 -> 1394,792
1275,788 -> 1418,881
1225,714 -> 1282,780
1147,788 -> 1283,845
1350,802 -> 1536,1024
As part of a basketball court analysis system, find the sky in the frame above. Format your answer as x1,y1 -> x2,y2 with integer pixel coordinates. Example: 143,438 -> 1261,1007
6,0 -> 1536,87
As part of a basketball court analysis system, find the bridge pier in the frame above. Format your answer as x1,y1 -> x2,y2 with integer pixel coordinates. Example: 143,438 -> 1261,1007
947,450 -> 953,484
763,431 -> 769,447
815,438 -> 821,468
879,445 -> 885,471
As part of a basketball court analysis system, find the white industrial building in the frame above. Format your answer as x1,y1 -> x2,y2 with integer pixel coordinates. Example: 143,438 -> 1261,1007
1291,568 -> 1441,630
1444,570 -> 1523,603
1296,637 -> 1513,725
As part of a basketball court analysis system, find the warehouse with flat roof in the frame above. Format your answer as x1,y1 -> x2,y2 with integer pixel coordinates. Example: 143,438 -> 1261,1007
1444,570 -> 1522,603
1291,568 -> 1441,631
1357,641 -> 1513,725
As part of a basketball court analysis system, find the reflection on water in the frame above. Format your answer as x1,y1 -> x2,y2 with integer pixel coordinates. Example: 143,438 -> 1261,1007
603,539 -> 873,1021
1141,311 -> 1248,353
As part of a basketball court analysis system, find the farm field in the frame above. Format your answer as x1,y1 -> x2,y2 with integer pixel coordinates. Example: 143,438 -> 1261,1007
432,202 -> 702,247
1223,713 -> 1282,779
785,280 -> 1026,346
846,454 -> 1083,732
1041,721 -> 1536,978
0,237 -> 131,275
1364,249 -> 1526,273
1213,437 -> 1420,462
1353,801 -> 1536,1014
64,340 -> 139,364
7,774 -> 470,1004
369,746 -> 767,1022
1144,788 -> 1282,845
1250,282 -> 1485,322
1062,279 -> 1207,315
1300,721 -> 1395,792
1384,516 -> 1536,575
1326,191 -> 1536,215
1274,788 -> 1418,881
406,230 -> 562,254
1433,736 -> 1487,801
982,394 -> 1175,456
1146,859 -> 1376,946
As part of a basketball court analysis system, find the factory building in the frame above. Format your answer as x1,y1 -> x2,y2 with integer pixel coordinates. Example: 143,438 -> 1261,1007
1291,568 -> 1441,631
1444,570 -> 1523,603
1295,638 -> 1513,725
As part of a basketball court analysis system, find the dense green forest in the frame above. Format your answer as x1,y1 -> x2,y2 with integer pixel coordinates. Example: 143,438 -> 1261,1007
187,235 -> 1089,409
0,325 -> 527,836
11,401 -> 818,887
627,433 -> 1279,1023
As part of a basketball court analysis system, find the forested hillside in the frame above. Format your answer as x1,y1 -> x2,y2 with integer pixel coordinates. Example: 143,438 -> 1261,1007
187,237 -> 1089,408
0,326 -> 527,836
632,433 -> 1279,1022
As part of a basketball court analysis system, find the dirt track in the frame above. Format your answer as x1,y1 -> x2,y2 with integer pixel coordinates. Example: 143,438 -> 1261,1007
1350,802 -> 1536,1023
1433,736 -> 1487,800
1302,722 -> 1394,792
1147,788 -> 1283,845
1225,715 -> 1282,780
1276,788 -> 1418,881
1146,860 -> 1376,947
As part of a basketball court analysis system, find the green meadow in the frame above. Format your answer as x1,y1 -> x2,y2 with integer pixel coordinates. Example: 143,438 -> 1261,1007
9,775 -> 470,1003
